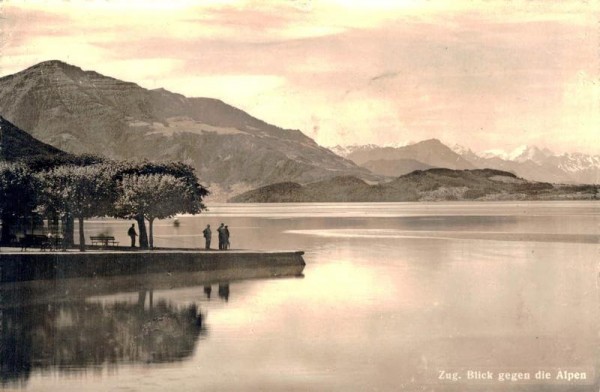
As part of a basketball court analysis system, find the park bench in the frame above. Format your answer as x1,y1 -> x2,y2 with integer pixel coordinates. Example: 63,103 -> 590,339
20,234 -> 52,251
90,235 -> 119,247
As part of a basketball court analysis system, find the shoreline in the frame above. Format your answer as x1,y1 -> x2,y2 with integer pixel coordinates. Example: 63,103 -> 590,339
0,248 -> 306,283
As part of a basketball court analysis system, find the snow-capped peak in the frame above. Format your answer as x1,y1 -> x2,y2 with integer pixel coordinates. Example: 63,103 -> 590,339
557,152 -> 600,173
451,144 -> 470,155
452,144 -> 481,161
381,141 -> 410,149
508,145 -> 529,161
327,144 -> 380,157
510,145 -> 556,164
480,149 -> 510,160
328,141 -> 413,157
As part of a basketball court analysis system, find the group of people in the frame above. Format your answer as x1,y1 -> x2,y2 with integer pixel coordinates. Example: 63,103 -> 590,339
126,222 -> 232,250
203,223 -> 230,250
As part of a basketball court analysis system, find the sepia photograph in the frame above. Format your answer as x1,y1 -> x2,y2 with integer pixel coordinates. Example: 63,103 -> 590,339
0,0 -> 598,390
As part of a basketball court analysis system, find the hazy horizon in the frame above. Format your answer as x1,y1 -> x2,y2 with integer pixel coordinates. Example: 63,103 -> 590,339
1,1 -> 598,155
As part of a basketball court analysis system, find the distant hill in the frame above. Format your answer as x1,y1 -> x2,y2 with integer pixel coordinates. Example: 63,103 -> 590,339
361,158 -> 433,177
0,116 -> 70,162
0,60 -> 374,198
230,168 -> 598,202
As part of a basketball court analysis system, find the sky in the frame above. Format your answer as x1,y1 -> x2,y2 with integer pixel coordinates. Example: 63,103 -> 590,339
0,0 -> 598,154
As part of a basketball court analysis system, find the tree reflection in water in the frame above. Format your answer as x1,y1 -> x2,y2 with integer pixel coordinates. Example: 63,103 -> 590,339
0,264 -> 304,386
0,290 -> 205,386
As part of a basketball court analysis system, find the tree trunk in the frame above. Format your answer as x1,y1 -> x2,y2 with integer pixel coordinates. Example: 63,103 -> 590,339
60,214 -> 70,250
78,216 -> 85,252
136,215 -> 148,249
137,291 -> 146,311
64,214 -> 74,248
51,216 -> 60,235
148,217 -> 155,249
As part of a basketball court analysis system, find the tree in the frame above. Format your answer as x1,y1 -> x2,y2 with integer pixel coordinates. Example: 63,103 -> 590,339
21,153 -> 107,172
0,163 -> 39,245
23,153 -> 109,247
112,161 -> 208,248
115,173 -> 206,249
37,164 -> 117,251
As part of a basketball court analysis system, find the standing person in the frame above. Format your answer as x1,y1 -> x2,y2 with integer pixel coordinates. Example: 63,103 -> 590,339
202,224 -> 212,249
127,224 -> 138,248
217,223 -> 225,250
224,225 -> 230,250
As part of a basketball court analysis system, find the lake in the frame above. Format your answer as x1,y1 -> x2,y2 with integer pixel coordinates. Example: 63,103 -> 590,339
1,201 -> 599,391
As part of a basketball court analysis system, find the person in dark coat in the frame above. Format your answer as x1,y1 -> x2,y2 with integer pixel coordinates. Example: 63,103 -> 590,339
202,224 -> 212,249
127,224 -> 138,248
224,225 -> 230,249
217,223 -> 225,250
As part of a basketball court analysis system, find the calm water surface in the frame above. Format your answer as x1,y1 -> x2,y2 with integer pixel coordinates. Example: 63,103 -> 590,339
2,201 -> 599,391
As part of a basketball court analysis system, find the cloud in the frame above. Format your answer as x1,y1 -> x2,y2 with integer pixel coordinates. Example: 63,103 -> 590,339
163,74 -> 287,104
0,0 -> 598,154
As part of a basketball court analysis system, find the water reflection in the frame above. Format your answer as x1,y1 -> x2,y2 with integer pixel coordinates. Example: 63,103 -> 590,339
218,284 -> 230,302
5,202 -> 597,391
201,283 -> 230,301
0,264 -> 304,387
0,294 -> 204,386
203,285 -> 212,299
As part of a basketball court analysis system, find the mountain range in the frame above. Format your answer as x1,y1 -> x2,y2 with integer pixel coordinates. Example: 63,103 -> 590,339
0,60 -> 372,199
1,60 -> 597,202
330,141 -> 599,184
3,114 -> 595,203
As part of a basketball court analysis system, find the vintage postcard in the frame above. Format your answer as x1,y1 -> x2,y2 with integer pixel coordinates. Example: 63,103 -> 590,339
0,1 -> 598,391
